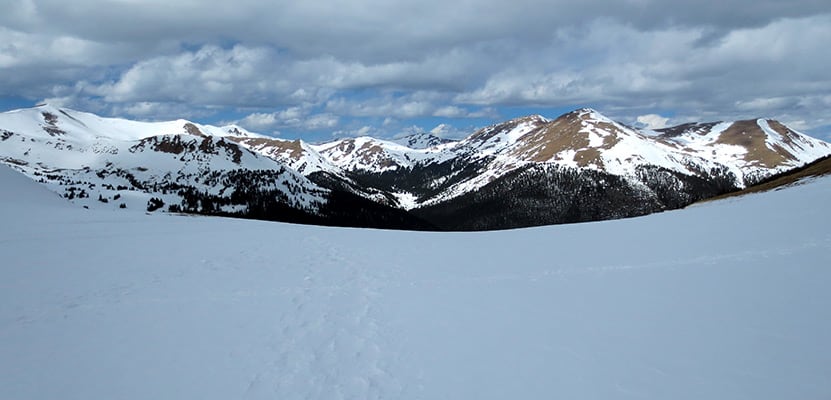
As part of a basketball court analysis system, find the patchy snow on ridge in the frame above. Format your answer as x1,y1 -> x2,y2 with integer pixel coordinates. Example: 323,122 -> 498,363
0,105 -> 330,214
391,132 -> 455,149
233,137 -> 341,176
756,118 -> 831,163
4,105 -> 831,213
311,136 -> 455,173
757,118 -> 784,143
459,115 -> 548,158
659,119 -> 831,184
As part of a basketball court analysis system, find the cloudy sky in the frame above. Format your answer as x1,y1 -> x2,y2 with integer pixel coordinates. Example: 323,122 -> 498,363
2,0 -> 830,141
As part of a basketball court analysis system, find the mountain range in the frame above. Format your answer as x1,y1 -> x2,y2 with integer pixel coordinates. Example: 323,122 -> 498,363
1,104 -> 829,230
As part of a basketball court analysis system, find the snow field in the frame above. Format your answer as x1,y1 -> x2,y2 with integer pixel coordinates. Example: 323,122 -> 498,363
1,167 -> 830,399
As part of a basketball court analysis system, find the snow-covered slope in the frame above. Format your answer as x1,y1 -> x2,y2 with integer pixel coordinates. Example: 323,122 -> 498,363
1,163 -> 830,399
311,136 -> 455,173
230,136 -> 340,175
0,104 -> 328,213
390,132 -> 455,149
0,164 -> 69,209
0,104 -> 264,142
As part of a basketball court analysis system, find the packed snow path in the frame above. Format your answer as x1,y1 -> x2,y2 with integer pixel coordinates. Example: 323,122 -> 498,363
1,165 -> 830,399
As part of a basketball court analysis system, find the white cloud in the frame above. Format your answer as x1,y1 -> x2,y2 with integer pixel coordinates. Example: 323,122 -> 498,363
325,95 -> 493,120
433,106 -> 465,118
2,2 -> 831,135
429,123 -> 472,139
237,107 -> 339,133
52,44 -> 489,115
304,113 -> 339,130
325,97 -> 430,119
636,114 -> 670,129
734,97 -> 796,112
432,106 -> 490,118
391,123 -> 473,140
332,125 -> 383,138
238,113 -> 279,131
453,16 -> 831,130
92,45 -> 288,106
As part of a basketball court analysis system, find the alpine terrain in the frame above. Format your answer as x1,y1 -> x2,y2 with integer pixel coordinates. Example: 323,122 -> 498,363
1,104 -> 829,230
1,160 -> 830,399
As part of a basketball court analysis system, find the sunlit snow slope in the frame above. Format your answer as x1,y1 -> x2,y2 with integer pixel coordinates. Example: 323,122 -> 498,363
1,164 -> 829,399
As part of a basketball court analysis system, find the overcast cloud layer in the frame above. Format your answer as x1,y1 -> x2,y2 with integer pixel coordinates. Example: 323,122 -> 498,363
2,0 -> 830,140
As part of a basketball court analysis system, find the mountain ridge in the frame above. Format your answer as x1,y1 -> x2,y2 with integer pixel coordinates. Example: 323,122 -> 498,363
1,104 -> 829,230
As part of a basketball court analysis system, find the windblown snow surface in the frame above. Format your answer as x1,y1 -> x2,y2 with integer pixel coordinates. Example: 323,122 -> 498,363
1,164 -> 830,399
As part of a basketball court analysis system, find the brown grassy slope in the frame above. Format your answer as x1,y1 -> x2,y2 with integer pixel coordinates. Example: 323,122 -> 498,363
700,155 -> 831,202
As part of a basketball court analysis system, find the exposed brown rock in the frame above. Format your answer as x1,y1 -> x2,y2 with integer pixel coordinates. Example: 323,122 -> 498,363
231,137 -> 305,162
42,112 -> 58,126
716,120 -> 794,168
183,123 -> 207,138
332,140 -> 357,159
40,112 -> 66,136
508,111 -> 622,168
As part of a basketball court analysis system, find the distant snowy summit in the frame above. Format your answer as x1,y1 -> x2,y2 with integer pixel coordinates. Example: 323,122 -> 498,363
1,104 -> 829,230
391,131 -> 455,149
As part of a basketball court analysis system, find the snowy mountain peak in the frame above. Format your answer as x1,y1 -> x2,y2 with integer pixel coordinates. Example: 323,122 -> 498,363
230,136 -> 340,175
220,124 -> 260,138
496,110 -> 629,169
33,102 -> 64,113
0,104 -> 334,216
0,105 -> 274,143
3,105 -> 831,225
563,108 -> 623,128
656,118 -> 831,175
392,131 -> 454,149
574,107 -> 599,114
461,114 -> 550,153
311,136 -> 416,172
